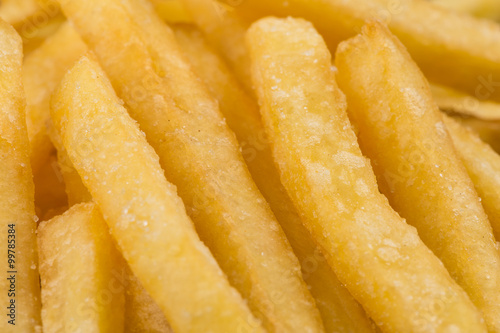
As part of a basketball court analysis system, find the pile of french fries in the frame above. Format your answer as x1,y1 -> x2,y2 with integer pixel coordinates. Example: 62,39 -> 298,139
2,0 -> 500,332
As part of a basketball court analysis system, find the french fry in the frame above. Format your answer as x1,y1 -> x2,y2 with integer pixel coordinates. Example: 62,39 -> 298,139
236,0 -> 500,103
335,21 -> 500,332
58,0 -> 324,331
0,19 -> 41,332
430,0 -> 500,21
38,202 -> 125,332
173,24 -> 376,333
148,0 -> 192,23
124,266 -> 173,333
431,84 -> 500,121
181,0 -> 254,93
443,115 -> 500,242
50,55 -> 263,333
23,21 -> 87,175
247,17 -> 486,332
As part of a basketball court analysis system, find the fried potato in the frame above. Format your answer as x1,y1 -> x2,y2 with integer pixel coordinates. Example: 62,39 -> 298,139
38,202 -> 125,332
124,266 -> 173,333
430,0 -> 500,21
0,19 -> 41,333
181,0 -> 254,93
443,115 -> 500,242
148,0 -> 192,23
173,24 -> 375,333
50,55 -> 263,333
57,0 -> 324,331
431,84 -> 500,121
335,21 -> 500,332
23,21 -> 87,175
247,17 -> 486,333
237,0 -> 500,103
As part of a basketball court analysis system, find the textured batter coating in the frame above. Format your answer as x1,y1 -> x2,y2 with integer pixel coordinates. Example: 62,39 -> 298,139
38,202 -> 125,332
0,19 -> 41,333
335,21 -> 500,332
237,0 -> 500,103
58,0 -> 324,331
50,56 -> 263,333
248,17 -> 486,333
23,21 -> 87,175
444,115 -> 500,242
174,24 -> 375,333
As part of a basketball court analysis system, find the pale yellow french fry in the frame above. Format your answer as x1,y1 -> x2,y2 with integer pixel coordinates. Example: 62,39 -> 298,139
248,17 -> 486,333
50,55 -> 263,333
430,0 -> 500,21
0,0 -> 40,27
0,19 -> 41,332
124,267 -> 173,333
237,0 -> 500,103
148,0 -> 192,23
38,202 -> 125,332
335,21 -> 500,332
181,0 -> 254,93
431,84 -> 500,121
58,0 -> 324,331
23,21 -> 87,175
173,24 -> 376,333
443,115 -> 500,242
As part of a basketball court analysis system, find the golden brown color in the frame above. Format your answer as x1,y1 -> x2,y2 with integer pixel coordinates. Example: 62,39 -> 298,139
58,0 -> 324,331
50,55 -> 263,333
0,19 -> 41,333
174,23 -> 376,333
38,202 -> 125,332
248,16 -> 486,333
335,21 -> 500,332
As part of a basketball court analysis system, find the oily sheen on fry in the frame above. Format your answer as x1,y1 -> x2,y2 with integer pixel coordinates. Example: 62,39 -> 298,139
57,0 -> 324,331
50,56 -> 263,333
335,22 -> 500,332
247,17 -> 486,333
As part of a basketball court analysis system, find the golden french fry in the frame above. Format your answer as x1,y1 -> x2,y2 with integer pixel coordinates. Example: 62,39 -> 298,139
237,0 -> 500,103
248,17 -> 486,332
23,21 -> 87,175
430,0 -> 500,21
431,84 -> 500,121
0,19 -> 41,332
38,202 -> 125,332
58,0 -> 324,331
50,55 -> 263,333
148,0 -> 192,23
443,115 -> 500,242
0,0 -> 40,27
335,21 -> 500,332
173,24 -> 376,333
181,0 -> 254,93
124,266 -> 173,333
